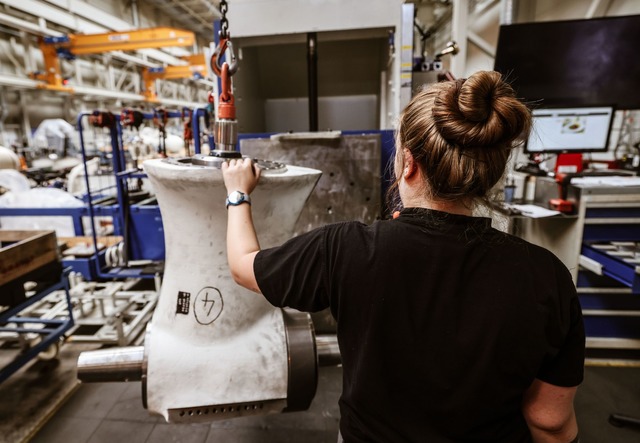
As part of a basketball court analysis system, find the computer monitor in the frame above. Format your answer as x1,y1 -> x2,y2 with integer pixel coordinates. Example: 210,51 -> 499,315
493,15 -> 640,109
525,106 -> 615,154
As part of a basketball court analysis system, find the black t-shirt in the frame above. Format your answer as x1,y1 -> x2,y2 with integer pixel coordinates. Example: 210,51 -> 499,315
254,208 -> 585,443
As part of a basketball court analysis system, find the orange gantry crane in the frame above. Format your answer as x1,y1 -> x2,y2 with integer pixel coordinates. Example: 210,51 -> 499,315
142,54 -> 207,102
31,27 -> 196,94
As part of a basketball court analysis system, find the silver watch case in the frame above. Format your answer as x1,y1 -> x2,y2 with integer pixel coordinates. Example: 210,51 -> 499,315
226,190 -> 251,208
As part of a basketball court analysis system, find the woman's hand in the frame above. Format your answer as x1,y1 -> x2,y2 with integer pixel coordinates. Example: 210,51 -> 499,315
222,157 -> 261,195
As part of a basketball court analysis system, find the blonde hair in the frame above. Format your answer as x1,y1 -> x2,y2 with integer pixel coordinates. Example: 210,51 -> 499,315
396,70 -> 531,203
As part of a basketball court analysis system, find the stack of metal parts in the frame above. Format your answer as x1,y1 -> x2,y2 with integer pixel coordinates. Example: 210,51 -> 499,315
20,276 -> 159,347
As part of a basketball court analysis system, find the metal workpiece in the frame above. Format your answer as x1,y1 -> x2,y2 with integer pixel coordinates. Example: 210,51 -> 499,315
316,334 -> 341,367
180,153 -> 286,172
130,156 -> 322,423
214,118 -> 238,151
77,346 -> 144,383
282,309 -> 318,412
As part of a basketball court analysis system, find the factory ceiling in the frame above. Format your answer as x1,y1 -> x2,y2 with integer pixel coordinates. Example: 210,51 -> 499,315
147,0 -> 221,40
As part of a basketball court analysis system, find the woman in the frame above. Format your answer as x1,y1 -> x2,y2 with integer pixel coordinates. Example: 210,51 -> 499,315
222,70 -> 585,443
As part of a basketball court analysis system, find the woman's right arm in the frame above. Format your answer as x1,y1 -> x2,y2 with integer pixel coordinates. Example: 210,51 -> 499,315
522,378 -> 579,443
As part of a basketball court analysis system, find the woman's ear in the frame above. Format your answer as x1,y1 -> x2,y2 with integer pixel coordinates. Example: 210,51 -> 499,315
403,149 -> 418,179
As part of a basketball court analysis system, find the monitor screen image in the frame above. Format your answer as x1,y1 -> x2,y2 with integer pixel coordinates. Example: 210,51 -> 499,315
526,106 -> 614,154
493,15 -> 640,109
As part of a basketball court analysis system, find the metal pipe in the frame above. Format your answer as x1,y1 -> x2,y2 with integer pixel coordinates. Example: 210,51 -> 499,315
316,334 -> 341,366
19,91 -> 32,147
77,346 -> 144,382
500,0 -> 518,25
307,32 -> 318,132
0,89 -> 8,146
131,0 -> 140,28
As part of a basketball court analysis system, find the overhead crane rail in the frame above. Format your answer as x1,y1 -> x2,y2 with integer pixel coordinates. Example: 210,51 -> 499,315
31,27 -> 197,93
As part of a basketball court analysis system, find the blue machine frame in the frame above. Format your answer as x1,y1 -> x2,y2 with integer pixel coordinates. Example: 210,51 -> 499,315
0,269 -> 74,383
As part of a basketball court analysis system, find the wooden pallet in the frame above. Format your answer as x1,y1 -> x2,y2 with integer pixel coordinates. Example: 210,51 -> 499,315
0,230 -> 58,287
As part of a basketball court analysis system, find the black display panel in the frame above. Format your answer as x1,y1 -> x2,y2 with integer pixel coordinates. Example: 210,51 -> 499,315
493,15 -> 640,109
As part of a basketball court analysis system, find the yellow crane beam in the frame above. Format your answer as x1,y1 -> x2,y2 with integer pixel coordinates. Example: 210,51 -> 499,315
142,54 -> 207,102
31,27 -> 196,93
67,27 -> 195,54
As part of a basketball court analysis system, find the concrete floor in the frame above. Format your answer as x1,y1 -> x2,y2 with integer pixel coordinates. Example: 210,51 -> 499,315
20,364 -> 640,443
29,365 -> 342,443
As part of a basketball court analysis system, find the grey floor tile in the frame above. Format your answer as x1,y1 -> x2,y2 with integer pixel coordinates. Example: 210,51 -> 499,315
145,423 -> 210,443
575,366 -> 640,443
86,419 -> 154,443
208,410 -> 328,433
105,381 -> 161,423
30,416 -> 102,443
205,428 -> 337,443
57,382 -> 129,420
26,359 -> 640,443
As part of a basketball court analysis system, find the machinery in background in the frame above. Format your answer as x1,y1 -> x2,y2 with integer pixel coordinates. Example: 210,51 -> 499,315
142,55 -> 208,103
21,276 -> 158,348
15,119 -> 82,186
30,27 -> 196,95
0,230 -> 74,383
0,146 -> 21,171
411,39 -> 458,94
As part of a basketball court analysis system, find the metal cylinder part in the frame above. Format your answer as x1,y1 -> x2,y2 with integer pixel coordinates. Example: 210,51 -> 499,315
77,346 -> 144,383
282,309 -> 318,412
77,332 -> 340,388
316,334 -> 341,367
214,118 -> 238,151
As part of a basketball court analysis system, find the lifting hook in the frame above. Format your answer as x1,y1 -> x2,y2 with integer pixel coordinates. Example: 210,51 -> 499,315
210,38 -> 238,77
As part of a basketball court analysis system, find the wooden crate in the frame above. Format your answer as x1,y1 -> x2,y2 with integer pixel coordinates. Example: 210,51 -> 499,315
0,230 -> 58,287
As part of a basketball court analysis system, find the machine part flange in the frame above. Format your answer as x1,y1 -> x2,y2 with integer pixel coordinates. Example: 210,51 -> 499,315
169,154 -> 287,173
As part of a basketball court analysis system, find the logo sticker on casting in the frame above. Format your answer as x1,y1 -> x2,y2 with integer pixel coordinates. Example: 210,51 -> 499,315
194,286 -> 224,325
176,291 -> 190,315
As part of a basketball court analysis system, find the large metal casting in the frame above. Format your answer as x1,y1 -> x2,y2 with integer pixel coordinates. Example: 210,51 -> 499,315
78,154 -> 327,422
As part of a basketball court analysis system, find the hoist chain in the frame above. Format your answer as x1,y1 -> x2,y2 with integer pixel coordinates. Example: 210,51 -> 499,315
219,0 -> 229,39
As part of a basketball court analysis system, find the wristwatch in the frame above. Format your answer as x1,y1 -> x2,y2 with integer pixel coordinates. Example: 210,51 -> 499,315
226,190 -> 251,208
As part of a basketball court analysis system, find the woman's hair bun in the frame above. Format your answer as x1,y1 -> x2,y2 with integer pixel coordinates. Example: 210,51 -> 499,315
432,71 -> 530,149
